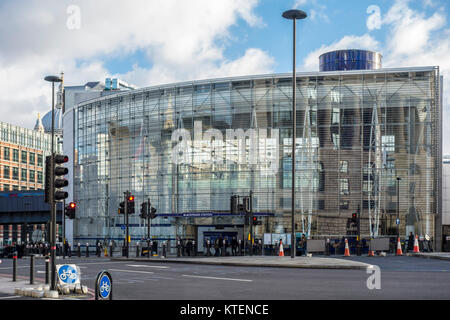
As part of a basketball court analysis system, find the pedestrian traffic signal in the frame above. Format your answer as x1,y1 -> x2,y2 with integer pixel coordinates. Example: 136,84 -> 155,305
140,201 -> 148,219
252,216 -> 258,225
118,201 -> 125,214
54,154 -> 69,201
65,202 -> 76,219
351,212 -> 357,224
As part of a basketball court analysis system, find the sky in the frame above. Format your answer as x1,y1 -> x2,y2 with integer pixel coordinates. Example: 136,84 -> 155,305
0,0 -> 449,153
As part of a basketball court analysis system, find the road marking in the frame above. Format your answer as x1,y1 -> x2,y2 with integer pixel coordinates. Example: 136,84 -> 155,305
182,274 -> 253,282
0,296 -> 21,300
127,264 -> 169,269
109,269 -> 154,275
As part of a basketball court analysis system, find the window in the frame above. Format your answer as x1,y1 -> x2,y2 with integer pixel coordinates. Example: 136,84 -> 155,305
21,150 -> 27,164
29,170 -> 35,182
21,168 -> 27,181
332,133 -> 340,150
12,167 -> 19,180
37,171 -> 43,184
3,147 -> 10,160
332,108 -> 340,125
3,184 -> 10,191
339,178 -> 349,195
29,153 -> 35,166
3,166 -> 10,179
12,149 -> 19,162
339,160 -> 348,173
340,200 -> 349,210
12,185 -> 19,191
37,154 -> 43,167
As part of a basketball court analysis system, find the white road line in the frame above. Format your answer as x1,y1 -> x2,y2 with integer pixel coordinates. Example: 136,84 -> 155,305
127,264 -> 169,269
109,269 -> 154,275
0,296 -> 21,300
182,274 -> 253,282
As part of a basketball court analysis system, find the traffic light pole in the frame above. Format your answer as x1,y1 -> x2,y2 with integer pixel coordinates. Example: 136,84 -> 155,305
147,198 -> 151,240
125,191 -> 129,259
250,191 -> 253,256
50,81 -> 56,292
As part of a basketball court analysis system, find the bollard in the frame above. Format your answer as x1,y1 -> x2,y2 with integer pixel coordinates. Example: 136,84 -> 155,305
97,243 -> 101,257
68,244 -> 72,257
136,242 -> 140,258
162,242 -> 167,258
77,243 -> 81,257
110,245 -> 113,257
12,251 -> 17,282
177,239 -> 181,257
238,240 -> 242,256
222,239 -> 226,256
45,256 -> 50,284
30,255 -> 35,285
259,240 -> 263,256
193,240 -> 196,257
86,243 -> 90,257
326,239 -> 330,256
149,241 -> 153,258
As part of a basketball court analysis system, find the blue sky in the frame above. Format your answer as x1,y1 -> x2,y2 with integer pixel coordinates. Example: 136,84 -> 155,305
0,0 -> 449,152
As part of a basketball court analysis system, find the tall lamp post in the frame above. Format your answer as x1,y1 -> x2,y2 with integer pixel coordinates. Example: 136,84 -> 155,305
282,9 -> 307,259
44,75 -> 62,291
396,177 -> 401,239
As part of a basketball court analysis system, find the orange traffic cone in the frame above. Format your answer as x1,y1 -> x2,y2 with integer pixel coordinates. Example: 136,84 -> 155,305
278,240 -> 284,257
396,237 -> 403,256
368,250 -> 375,257
344,239 -> 350,257
413,235 -> 420,253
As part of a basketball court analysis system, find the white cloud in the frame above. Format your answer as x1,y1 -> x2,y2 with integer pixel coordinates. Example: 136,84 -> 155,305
0,0 -> 274,129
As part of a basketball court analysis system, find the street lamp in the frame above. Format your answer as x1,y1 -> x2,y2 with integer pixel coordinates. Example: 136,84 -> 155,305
282,9 -> 307,259
44,74 -> 62,291
396,177 -> 401,239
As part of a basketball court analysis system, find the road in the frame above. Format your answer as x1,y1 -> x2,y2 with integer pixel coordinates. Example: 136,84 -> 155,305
0,255 -> 449,300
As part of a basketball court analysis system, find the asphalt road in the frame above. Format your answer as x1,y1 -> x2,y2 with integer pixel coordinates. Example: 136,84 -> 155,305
0,255 -> 449,300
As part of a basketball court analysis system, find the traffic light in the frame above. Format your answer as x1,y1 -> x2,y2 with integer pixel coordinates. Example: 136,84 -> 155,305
65,202 -> 76,219
119,201 -> 125,214
140,201 -> 148,219
351,212 -> 357,224
149,206 -> 157,219
54,154 -> 69,201
44,156 -> 51,203
252,216 -> 258,225
243,196 -> 251,214
230,195 -> 239,214
127,195 -> 135,214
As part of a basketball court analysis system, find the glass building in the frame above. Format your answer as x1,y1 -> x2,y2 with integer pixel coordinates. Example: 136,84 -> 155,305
63,64 -> 443,251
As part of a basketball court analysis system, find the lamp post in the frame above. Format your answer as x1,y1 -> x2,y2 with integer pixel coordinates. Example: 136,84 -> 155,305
396,177 -> 401,240
282,9 -> 307,259
44,75 -> 62,291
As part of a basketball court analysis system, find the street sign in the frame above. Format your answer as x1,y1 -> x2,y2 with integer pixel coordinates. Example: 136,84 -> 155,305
95,270 -> 113,300
396,218 -> 400,225
56,264 -> 80,285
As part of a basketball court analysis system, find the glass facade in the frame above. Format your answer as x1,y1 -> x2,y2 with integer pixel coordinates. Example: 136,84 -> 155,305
69,67 -> 442,246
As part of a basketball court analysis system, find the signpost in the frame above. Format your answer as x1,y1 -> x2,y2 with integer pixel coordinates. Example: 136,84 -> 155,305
95,270 -> 113,300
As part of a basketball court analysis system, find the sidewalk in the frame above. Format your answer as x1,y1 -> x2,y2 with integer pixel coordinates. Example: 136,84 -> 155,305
111,255 -> 373,270
410,252 -> 450,261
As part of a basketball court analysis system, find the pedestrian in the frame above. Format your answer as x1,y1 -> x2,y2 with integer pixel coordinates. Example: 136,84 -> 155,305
186,239 -> 192,256
214,238 -> 219,256
232,237 -> 237,256
300,234 -> 307,256
408,232 -> 414,252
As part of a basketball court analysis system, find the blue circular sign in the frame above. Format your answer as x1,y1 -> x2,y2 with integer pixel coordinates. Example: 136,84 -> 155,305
97,272 -> 112,300
58,265 -> 79,284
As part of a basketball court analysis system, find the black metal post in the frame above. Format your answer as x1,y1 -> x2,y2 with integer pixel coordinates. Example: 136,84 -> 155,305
45,256 -> 50,284
397,177 -> 401,240
30,255 -> 35,285
12,252 -> 17,282
125,191 -> 129,258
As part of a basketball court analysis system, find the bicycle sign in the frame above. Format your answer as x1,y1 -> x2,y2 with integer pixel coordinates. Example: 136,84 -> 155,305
56,264 -> 80,285
95,271 -> 113,300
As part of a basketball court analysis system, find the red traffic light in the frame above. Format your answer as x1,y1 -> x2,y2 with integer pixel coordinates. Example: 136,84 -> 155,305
69,202 -> 76,209
253,217 -> 257,221
128,195 -> 135,202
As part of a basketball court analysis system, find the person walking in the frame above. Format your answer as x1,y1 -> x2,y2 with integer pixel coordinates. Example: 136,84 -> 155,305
300,234 -> 307,256
408,232 -> 414,252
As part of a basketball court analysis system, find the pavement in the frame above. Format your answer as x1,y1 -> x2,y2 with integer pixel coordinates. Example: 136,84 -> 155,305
410,252 -> 450,261
110,255 -> 374,270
